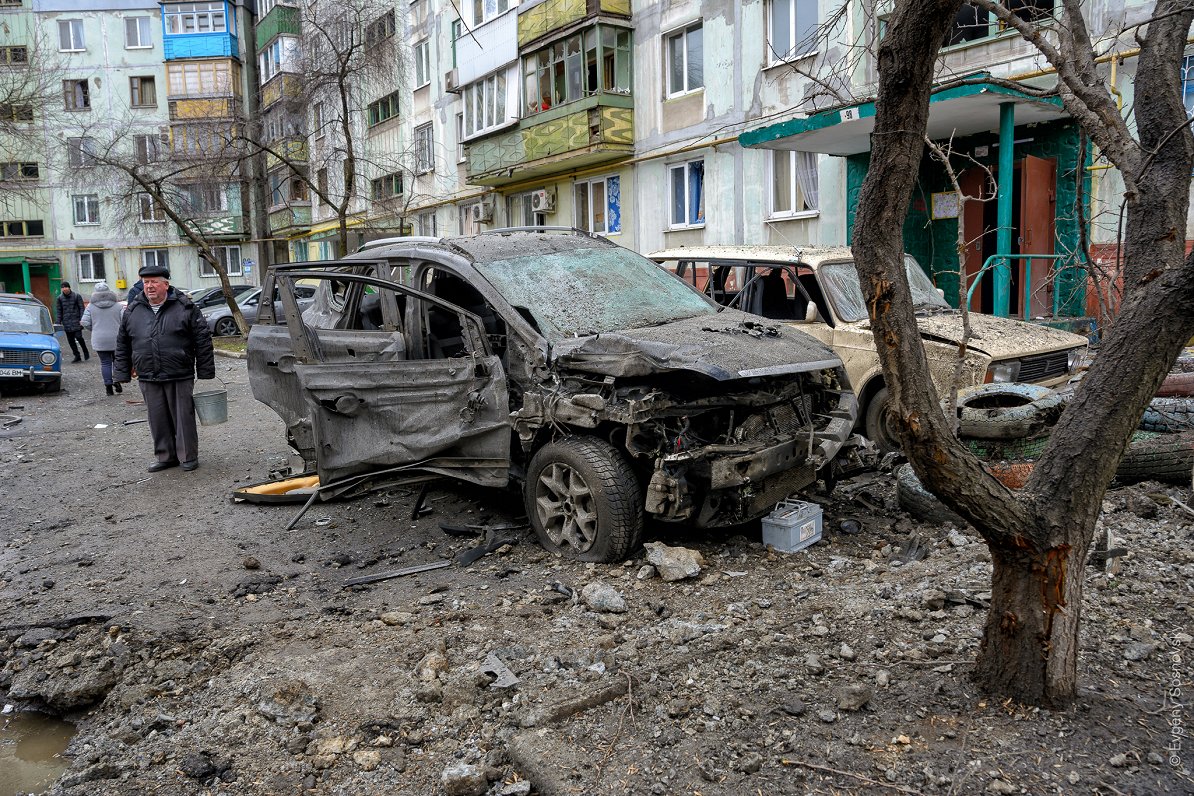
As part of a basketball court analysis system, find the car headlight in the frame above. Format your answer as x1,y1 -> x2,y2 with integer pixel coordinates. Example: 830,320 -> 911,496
40,350 -> 57,365
986,360 -> 1021,383
1067,347 -> 1085,372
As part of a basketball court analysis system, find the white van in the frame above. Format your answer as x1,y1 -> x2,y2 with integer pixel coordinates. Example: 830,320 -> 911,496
650,246 -> 1089,451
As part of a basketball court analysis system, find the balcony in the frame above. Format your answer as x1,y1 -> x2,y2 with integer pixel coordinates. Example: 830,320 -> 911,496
260,73 -> 304,110
518,0 -> 630,48
163,31 -> 239,61
163,0 -> 240,60
169,97 -> 240,121
256,4 -> 300,46
268,203 -> 311,235
466,96 -> 632,186
178,214 -> 245,239
265,138 -> 308,169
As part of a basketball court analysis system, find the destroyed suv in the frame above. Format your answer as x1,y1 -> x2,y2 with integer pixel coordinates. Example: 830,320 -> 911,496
248,230 -> 857,562
651,246 -> 1089,451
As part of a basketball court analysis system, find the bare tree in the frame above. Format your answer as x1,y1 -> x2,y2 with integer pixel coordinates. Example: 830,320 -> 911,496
850,0 -> 1194,706
0,26 -> 64,205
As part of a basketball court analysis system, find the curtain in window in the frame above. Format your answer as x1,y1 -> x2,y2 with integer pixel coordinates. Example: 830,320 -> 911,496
688,161 -> 704,224
795,151 -> 818,211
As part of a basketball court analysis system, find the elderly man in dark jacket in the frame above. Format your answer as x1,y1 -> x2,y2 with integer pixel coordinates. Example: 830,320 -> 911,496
55,282 -> 89,362
114,263 -> 215,472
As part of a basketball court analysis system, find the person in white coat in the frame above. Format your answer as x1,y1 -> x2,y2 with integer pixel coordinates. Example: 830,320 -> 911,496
80,281 -> 124,396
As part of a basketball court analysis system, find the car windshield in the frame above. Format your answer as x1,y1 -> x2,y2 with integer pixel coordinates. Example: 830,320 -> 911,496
476,247 -> 717,340
0,302 -> 53,334
819,256 -> 950,322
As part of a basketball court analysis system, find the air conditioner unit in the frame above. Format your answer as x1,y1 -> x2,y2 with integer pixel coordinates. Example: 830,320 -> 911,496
530,188 -> 555,213
471,199 -> 494,224
444,68 -> 460,93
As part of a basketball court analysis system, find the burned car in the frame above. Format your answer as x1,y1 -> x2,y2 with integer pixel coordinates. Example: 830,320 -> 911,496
248,230 -> 857,562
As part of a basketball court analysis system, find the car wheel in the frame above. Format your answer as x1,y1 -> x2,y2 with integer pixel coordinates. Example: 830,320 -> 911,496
214,317 -> 239,337
525,437 -> 642,563
863,387 -> 901,453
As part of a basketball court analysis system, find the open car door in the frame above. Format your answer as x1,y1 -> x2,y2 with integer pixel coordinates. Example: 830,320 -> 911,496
274,270 -> 510,489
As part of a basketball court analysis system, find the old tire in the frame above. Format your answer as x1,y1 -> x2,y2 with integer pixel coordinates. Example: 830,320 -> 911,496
1116,430 -> 1194,483
863,387 -> 901,453
525,437 -> 642,563
895,464 -> 966,527
214,316 -> 239,337
1140,397 -> 1194,433
964,434 -> 1050,461
952,383 -> 1066,440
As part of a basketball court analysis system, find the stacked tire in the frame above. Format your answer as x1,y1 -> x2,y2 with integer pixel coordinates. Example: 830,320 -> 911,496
1123,350 -> 1194,484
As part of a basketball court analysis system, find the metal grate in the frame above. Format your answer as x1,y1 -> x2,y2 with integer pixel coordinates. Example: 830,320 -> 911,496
0,348 -> 38,366
1018,349 -> 1071,383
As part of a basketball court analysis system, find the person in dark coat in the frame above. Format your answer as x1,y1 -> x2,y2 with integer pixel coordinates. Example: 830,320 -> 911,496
55,282 -> 89,362
113,263 -> 215,473
126,279 -> 144,302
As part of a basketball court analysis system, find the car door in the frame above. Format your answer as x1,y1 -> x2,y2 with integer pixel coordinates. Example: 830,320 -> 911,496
275,270 -> 510,488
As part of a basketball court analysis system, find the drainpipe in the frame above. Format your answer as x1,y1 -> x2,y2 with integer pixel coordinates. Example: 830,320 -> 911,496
995,101 -> 1015,318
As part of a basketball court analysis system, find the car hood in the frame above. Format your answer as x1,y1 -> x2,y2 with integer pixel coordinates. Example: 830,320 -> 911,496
0,332 -> 59,350
551,309 -> 843,380
908,312 -> 1087,358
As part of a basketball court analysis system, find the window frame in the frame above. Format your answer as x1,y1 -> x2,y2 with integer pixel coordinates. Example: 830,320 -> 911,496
139,193 -> 167,223
414,38 -> 431,89
77,251 -> 106,282
72,194 -> 100,226
369,172 -> 404,201
667,158 -> 705,230
129,76 -> 157,108
1,46 -> 29,65
0,162 -> 39,181
125,16 -> 153,48
460,69 -> 510,141
63,78 -> 90,111
573,175 -> 621,235
417,210 -> 437,236
163,1 -> 228,36
67,137 -> 98,168
366,90 -> 401,127
766,0 -> 819,65
365,9 -> 396,47
200,244 -> 242,277
664,22 -> 703,98
414,122 -> 434,174
58,19 -> 85,52
767,149 -> 820,220
142,249 -> 170,272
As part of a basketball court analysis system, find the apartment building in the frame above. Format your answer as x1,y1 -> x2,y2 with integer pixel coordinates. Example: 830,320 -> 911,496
0,0 -> 260,311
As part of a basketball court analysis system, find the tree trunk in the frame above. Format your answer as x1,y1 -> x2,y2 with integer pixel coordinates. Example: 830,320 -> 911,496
974,541 -> 1085,707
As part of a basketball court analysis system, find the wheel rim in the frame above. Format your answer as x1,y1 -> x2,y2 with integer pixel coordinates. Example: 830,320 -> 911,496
216,318 -> 235,336
534,461 -> 598,553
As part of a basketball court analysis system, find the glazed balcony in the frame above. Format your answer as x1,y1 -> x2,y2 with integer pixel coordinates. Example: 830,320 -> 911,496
268,203 -> 311,235
264,138 -> 308,169
518,0 -> 630,49
255,3 -> 300,46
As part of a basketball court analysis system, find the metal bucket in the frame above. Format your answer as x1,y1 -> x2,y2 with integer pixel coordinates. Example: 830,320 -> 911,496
193,381 -> 228,426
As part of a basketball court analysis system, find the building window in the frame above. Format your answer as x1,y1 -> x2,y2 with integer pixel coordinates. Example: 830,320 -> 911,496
414,39 -> 430,88
78,252 -> 106,282
1,46 -> 29,64
164,2 -> 228,35
1184,55 -> 1194,115
166,60 -> 236,96
507,193 -> 542,227
668,159 -> 704,228
370,172 -> 404,201
259,36 -> 297,83
130,76 -> 157,107
186,184 -> 228,213
417,211 -> 436,236
574,176 -> 621,235
0,220 -> 44,237
58,19 -> 85,51
455,113 -> 465,162
142,249 -> 170,272
67,137 -> 98,167
63,79 -> 90,111
665,23 -> 703,97
72,194 -> 100,225
139,193 -> 166,222
0,103 -> 33,122
134,132 -> 167,163
125,16 -> 153,48
365,10 -> 396,47
521,26 -> 632,116
461,70 -> 507,139
313,101 -> 325,137
316,167 -> 328,203
366,91 -> 400,126
767,0 -> 818,62
200,245 -> 242,276
468,0 -> 516,27
0,162 -> 39,180
410,0 -> 428,27
944,1 -> 1054,46
414,123 -> 433,174
769,150 -> 819,218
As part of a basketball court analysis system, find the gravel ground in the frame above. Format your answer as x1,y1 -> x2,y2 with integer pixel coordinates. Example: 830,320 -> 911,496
2,357 -> 1193,795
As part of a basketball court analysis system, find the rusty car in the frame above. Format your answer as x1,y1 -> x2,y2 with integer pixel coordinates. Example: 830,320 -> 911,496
650,246 -> 1089,452
248,230 -> 858,562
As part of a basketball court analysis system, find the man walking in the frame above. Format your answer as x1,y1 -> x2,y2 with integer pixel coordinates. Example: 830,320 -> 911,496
55,282 -> 88,362
113,263 -> 215,473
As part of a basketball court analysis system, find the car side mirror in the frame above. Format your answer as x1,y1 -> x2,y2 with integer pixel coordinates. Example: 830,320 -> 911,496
804,301 -> 819,323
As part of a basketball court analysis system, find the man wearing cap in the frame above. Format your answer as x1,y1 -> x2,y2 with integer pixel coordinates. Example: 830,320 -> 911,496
55,282 -> 88,362
113,263 -> 215,472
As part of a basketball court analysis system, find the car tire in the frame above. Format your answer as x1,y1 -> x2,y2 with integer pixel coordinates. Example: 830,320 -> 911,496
952,383 -> 1067,440
525,436 -> 642,563
1140,397 -> 1194,433
42,380 -> 61,394
895,464 -> 967,527
1116,430 -> 1194,483
214,317 -> 239,337
863,387 -> 901,453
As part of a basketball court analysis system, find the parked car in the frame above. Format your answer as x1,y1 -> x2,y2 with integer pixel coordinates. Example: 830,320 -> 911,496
188,284 -> 255,311
247,230 -> 859,562
0,292 -> 62,393
650,246 -> 1089,451
204,285 -> 316,337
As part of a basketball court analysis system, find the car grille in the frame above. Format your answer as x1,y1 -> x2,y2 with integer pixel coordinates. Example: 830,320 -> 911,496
1018,349 -> 1072,382
0,348 -> 39,366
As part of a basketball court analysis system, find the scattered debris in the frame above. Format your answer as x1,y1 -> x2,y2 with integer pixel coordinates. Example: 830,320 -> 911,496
480,653 -> 519,688
342,560 -> 451,587
643,542 -> 705,582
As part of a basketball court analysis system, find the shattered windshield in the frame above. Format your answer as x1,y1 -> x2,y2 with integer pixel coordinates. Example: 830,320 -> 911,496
0,303 -> 53,334
477,247 -> 717,340
819,256 -> 950,322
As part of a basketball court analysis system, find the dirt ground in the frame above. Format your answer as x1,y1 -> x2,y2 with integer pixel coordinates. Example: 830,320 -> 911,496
2,356 -> 1192,795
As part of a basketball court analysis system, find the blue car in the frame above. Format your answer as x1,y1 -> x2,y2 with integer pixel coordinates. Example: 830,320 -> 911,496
0,293 -> 62,393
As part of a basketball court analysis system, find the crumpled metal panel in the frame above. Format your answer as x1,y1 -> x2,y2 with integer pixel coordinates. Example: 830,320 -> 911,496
551,309 -> 842,380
